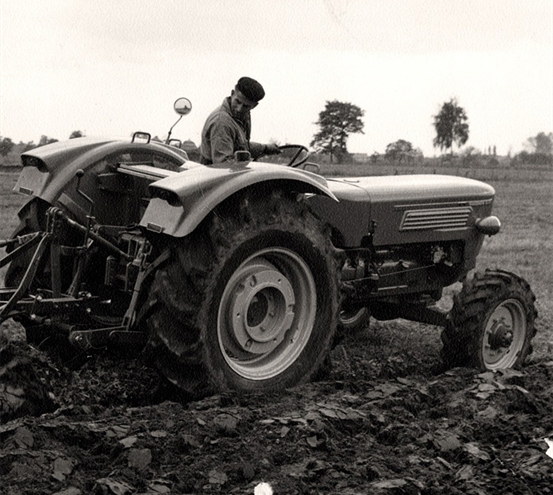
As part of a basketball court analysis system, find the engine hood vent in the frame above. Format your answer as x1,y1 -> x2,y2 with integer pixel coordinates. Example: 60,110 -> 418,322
400,206 -> 472,231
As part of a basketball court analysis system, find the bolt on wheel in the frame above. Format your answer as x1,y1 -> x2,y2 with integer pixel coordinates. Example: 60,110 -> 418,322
441,269 -> 537,371
217,247 -> 317,381
482,299 -> 527,369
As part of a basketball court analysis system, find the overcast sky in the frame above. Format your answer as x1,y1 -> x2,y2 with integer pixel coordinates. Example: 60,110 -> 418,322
1,0 -> 552,156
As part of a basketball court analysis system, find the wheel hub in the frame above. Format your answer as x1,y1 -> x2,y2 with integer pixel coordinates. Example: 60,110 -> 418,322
230,267 -> 295,354
217,247 -> 318,381
487,318 -> 513,350
483,299 -> 526,368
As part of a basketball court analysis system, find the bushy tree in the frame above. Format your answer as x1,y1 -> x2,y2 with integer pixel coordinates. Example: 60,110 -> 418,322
37,135 -> 58,148
525,132 -> 553,155
311,101 -> 364,162
0,136 -> 15,157
385,139 -> 414,162
433,98 -> 469,153
514,150 -> 552,166
21,141 -> 37,152
69,130 -> 84,139
515,132 -> 553,166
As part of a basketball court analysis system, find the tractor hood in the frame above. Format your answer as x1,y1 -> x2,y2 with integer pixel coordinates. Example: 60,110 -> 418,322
329,174 -> 495,203
308,174 -> 496,247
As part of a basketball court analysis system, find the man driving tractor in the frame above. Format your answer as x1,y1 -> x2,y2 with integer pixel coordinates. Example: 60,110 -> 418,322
199,76 -> 281,164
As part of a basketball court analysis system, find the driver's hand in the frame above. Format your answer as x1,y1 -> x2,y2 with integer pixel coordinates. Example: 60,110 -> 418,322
264,144 -> 281,155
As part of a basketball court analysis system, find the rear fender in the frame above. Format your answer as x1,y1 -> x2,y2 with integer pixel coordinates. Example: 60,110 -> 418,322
13,137 -> 189,227
140,162 -> 337,237
14,138 -> 189,201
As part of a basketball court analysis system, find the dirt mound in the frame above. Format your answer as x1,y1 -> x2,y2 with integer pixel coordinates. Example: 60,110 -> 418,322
1,326 -> 552,494
0,341 -> 58,423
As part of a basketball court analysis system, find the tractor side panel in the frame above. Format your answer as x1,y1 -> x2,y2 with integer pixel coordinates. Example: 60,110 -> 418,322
305,180 -> 372,248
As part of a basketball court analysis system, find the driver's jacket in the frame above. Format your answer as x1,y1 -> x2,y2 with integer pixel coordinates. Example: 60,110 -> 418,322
200,97 -> 264,164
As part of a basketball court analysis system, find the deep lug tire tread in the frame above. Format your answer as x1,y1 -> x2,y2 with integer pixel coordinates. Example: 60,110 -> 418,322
441,269 -> 537,370
144,191 -> 340,398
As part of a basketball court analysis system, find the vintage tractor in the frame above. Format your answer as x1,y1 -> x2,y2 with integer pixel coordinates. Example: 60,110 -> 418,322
0,98 -> 537,402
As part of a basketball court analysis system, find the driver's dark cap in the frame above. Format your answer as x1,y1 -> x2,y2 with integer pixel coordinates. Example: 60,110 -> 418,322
235,77 -> 265,103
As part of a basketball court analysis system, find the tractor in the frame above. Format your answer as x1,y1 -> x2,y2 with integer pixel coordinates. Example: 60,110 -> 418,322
0,97 -> 537,402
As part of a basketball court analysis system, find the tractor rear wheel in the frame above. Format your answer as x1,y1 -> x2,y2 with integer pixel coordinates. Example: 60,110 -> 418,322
144,191 -> 340,398
441,269 -> 537,370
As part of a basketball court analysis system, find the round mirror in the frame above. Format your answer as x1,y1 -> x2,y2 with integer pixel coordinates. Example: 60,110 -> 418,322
173,97 -> 192,116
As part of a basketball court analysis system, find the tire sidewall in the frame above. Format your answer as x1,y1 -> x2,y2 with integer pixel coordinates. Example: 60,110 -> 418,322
473,284 -> 535,369
443,270 -> 537,370
203,228 -> 337,392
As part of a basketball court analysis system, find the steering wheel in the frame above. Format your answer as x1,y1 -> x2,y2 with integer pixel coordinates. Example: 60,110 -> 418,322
278,144 -> 309,168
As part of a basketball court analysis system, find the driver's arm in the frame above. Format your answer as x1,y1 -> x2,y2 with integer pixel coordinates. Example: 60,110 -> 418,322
249,142 -> 265,160
250,142 -> 281,160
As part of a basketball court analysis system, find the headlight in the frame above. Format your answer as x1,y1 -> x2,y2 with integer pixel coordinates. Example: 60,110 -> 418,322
475,216 -> 501,236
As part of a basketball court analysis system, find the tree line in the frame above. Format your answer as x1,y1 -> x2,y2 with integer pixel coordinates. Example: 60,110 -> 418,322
0,131 -> 85,159
310,98 -> 552,165
1,101 -> 552,166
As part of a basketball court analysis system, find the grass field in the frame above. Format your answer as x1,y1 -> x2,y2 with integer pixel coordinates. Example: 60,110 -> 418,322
1,164 -> 551,359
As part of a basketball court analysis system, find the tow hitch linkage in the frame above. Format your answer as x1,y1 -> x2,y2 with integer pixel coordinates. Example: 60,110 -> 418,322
0,205 -> 166,350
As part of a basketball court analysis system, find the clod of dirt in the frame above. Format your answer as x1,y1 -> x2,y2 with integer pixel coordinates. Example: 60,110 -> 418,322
0,341 -> 58,423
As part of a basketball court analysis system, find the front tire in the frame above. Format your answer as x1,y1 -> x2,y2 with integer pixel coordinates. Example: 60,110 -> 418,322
339,307 -> 370,333
441,269 -> 537,370
144,191 -> 339,397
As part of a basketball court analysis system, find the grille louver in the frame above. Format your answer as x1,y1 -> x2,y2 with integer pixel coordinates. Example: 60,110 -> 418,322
400,206 -> 472,231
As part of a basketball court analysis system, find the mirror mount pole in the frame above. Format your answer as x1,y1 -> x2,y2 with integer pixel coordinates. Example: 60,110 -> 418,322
165,115 -> 183,144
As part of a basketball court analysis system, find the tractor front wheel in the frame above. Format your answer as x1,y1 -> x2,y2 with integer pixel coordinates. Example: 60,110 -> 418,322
441,269 -> 537,370
339,307 -> 370,333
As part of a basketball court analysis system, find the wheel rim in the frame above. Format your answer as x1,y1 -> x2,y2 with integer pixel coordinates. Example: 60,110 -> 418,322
217,247 -> 317,380
482,299 -> 527,369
